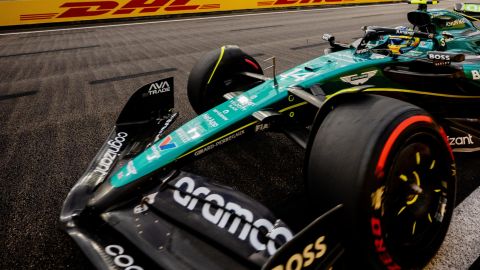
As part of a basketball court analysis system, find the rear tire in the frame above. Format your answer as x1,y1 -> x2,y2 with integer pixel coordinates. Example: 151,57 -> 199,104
187,45 -> 263,114
306,95 -> 456,269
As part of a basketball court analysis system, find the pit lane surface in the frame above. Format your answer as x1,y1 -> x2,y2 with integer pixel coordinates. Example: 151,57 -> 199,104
1,1 -> 479,269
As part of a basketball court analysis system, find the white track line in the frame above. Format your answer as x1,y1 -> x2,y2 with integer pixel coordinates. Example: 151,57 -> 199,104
0,2 -> 404,36
425,186 -> 480,269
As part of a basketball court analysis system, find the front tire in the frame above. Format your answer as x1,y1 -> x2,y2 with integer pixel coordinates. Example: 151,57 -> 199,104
187,45 -> 263,114
306,95 -> 456,269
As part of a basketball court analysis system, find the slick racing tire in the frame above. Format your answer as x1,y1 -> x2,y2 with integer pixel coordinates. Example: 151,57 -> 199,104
306,95 -> 456,269
188,45 -> 264,114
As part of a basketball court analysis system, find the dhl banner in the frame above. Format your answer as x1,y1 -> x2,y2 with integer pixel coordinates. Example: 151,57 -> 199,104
0,0 -> 395,27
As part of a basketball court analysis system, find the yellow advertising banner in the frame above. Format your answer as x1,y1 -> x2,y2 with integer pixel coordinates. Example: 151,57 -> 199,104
0,0 -> 394,27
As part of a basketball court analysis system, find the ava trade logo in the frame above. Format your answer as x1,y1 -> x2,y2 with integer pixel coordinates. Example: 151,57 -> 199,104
20,0 -> 221,21
257,0 -> 351,7
159,136 -> 176,150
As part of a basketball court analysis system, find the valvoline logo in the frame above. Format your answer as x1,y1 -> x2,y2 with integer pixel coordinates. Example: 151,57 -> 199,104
159,136 -> 176,150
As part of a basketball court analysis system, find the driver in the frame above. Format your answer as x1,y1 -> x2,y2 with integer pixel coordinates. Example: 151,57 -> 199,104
387,26 -> 421,54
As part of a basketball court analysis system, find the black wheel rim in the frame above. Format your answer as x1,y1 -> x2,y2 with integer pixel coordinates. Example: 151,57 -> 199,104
381,132 -> 453,263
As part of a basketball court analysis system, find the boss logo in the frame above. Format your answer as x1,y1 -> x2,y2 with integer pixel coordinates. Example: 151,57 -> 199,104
271,236 -> 327,270
428,53 -> 451,61
105,245 -> 143,270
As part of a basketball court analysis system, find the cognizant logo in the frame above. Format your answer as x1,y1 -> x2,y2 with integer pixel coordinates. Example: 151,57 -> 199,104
105,245 -> 143,270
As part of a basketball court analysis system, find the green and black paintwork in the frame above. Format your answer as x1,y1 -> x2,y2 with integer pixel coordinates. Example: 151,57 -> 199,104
61,1 -> 480,270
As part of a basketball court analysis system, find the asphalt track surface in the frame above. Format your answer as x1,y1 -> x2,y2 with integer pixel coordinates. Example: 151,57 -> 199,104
1,1 -> 480,269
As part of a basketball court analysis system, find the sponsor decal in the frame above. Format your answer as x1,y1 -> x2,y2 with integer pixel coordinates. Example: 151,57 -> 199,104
228,96 -> 255,112
5,0 -> 393,27
187,127 -> 202,140
23,0 -> 221,21
371,186 -> 385,211
472,70 -> 480,80
173,177 -> 293,255
146,144 -> 161,161
94,132 -> 128,176
279,68 -> 316,83
105,245 -> 143,270
355,48 -> 370,54
271,236 -> 327,270
148,80 -> 171,95
153,112 -> 178,143
428,53 -> 451,66
370,217 -> 401,270
463,3 -> 480,12
371,54 -> 387,59
194,130 -> 245,156
255,123 -> 270,132
146,135 -> 176,161
428,53 -> 450,61
159,136 -> 176,150
448,134 -> 474,146
340,70 -> 377,86
212,109 -> 229,121
445,18 -> 467,27
126,160 -> 137,176
176,128 -> 191,143
396,29 -> 415,36
202,113 -> 219,128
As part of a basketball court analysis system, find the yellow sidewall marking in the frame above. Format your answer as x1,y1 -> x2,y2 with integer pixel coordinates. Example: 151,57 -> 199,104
207,46 -> 226,85
407,171 -> 421,205
430,160 -> 436,170
413,171 -> 421,186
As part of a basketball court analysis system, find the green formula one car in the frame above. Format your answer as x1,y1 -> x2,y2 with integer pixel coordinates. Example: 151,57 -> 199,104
61,1 -> 480,269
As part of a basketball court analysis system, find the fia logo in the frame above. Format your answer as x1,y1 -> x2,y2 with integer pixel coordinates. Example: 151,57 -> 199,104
148,81 -> 171,95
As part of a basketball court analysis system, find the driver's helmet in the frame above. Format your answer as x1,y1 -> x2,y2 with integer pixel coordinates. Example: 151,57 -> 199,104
387,27 -> 420,54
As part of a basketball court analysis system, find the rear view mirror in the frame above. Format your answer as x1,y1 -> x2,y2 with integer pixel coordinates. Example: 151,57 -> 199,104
408,11 -> 432,26
322,33 -> 334,43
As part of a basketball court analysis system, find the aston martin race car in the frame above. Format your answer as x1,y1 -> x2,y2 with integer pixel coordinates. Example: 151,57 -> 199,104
61,1 -> 480,270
